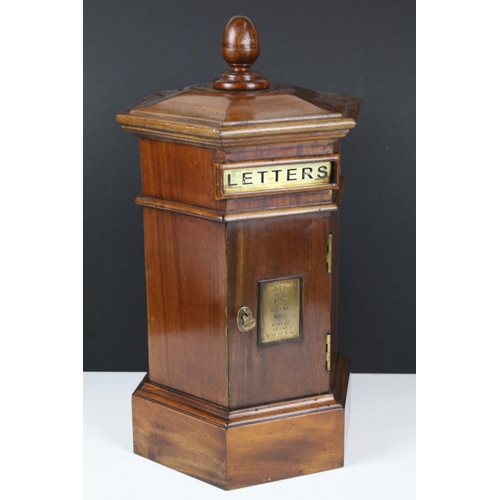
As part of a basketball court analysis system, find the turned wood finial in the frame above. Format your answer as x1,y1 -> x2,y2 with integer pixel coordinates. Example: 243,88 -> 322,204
212,16 -> 270,91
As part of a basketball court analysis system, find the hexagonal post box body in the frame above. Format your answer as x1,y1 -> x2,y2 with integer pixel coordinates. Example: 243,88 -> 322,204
116,17 -> 361,490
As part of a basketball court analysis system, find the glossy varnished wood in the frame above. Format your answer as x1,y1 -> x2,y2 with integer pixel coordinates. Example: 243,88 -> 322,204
330,209 -> 340,353
226,409 -> 344,489
132,390 -> 227,488
227,212 -> 334,408
222,139 -> 338,162
117,84 -> 360,149
135,195 -> 224,222
118,14 -> 361,489
139,139 -> 224,211
132,358 -> 349,490
136,194 -> 337,222
134,374 -> 344,428
138,140 -> 342,214
212,16 -> 269,91
224,204 -> 337,222
143,207 -> 228,406
225,190 -> 333,213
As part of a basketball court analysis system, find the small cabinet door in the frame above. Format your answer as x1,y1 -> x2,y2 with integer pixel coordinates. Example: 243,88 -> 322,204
227,211 -> 334,409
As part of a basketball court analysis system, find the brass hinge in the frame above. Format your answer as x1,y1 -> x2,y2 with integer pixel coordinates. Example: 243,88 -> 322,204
326,233 -> 333,274
326,333 -> 331,371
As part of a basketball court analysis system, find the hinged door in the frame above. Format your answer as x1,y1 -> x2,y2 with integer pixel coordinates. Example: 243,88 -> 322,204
227,211 -> 334,408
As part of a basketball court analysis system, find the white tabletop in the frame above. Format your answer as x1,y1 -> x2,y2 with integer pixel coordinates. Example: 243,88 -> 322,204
84,373 -> 415,500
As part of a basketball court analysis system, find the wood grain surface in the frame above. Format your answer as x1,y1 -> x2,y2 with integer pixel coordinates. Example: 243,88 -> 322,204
117,15 -> 361,486
143,207 -> 228,406
132,367 -> 348,489
226,408 -> 344,489
227,212 -> 334,408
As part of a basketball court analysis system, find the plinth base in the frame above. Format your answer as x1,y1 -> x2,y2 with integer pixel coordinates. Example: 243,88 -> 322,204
132,355 -> 350,490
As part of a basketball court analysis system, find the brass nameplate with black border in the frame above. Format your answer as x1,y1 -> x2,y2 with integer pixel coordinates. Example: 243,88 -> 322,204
258,277 -> 302,345
216,155 -> 339,199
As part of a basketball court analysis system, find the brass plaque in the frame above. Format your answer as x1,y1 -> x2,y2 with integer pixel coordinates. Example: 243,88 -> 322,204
223,161 -> 332,195
259,277 -> 302,345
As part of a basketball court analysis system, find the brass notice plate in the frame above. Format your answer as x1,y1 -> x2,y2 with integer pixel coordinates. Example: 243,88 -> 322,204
223,161 -> 332,195
259,277 -> 302,345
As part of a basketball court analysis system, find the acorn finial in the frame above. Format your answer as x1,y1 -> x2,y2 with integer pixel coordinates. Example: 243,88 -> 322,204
212,16 -> 270,91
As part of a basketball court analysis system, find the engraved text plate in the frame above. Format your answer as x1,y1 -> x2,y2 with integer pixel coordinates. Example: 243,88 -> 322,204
223,161 -> 332,195
259,277 -> 302,345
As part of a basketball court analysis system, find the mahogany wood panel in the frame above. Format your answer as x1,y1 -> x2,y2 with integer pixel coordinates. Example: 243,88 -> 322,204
136,195 -> 224,222
139,139 -> 225,211
143,207 -> 228,406
227,212 -> 333,408
117,84 -> 359,149
135,374 -> 343,427
330,210 -> 340,357
136,195 -> 337,223
331,353 -> 351,407
225,190 -> 333,213
132,391 -> 227,488
223,91 -> 331,122
132,369 -> 348,490
226,408 -> 344,489
221,140 -> 337,162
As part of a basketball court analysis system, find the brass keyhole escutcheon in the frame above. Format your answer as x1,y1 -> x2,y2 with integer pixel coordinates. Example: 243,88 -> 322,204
236,307 -> 257,333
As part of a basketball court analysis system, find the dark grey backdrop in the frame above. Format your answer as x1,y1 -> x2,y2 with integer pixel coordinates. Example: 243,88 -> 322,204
84,0 -> 415,373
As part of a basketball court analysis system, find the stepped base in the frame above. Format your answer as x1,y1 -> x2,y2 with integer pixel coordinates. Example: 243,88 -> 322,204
132,354 -> 350,490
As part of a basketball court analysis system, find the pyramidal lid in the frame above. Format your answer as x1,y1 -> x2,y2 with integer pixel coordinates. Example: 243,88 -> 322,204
116,16 -> 361,149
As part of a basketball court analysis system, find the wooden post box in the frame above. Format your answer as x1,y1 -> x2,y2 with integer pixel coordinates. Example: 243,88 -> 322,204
116,16 -> 361,490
